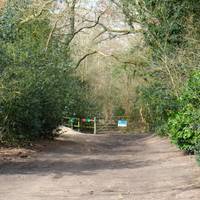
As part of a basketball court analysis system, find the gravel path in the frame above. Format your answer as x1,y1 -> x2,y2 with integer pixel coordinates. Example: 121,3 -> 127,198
0,133 -> 200,200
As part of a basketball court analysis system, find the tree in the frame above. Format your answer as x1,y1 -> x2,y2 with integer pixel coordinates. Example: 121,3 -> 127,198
0,0 -> 97,143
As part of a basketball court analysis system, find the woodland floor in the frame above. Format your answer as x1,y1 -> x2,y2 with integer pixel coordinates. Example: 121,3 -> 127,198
0,133 -> 200,200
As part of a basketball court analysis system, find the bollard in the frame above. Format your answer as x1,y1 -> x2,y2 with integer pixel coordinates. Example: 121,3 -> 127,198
78,118 -> 80,132
94,117 -> 97,134
70,118 -> 73,129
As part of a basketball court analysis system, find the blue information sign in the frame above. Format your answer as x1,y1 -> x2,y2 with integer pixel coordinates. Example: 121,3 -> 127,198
118,120 -> 128,127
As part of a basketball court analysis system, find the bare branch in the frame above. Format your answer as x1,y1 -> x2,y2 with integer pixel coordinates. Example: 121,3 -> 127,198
74,51 -> 97,70
69,0 -> 77,36
110,0 -> 140,29
111,54 -> 136,65
19,0 -> 54,25
85,18 -> 143,37
94,33 -> 120,44
45,19 -> 59,51
93,30 -> 107,41
74,12 -> 105,35
97,51 -> 137,65
66,10 -> 106,45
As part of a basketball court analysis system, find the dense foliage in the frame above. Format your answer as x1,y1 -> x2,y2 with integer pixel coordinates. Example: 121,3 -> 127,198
168,72 -> 200,153
119,0 -> 200,159
137,82 -> 178,134
0,1 -> 97,143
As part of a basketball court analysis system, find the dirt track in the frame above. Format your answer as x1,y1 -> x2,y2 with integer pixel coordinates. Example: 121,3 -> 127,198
0,133 -> 200,200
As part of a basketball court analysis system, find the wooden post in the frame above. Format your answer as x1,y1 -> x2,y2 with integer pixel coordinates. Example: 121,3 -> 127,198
78,118 -> 80,132
70,118 -> 73,129
94,117 -> 97,134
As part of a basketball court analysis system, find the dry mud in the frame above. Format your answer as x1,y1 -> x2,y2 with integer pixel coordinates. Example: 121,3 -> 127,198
0,133 -> 200,200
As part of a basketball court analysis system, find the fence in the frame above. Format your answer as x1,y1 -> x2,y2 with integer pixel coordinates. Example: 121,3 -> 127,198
63,116 -> 129,134
64,117 -> 97,134
96,116 -> 130,133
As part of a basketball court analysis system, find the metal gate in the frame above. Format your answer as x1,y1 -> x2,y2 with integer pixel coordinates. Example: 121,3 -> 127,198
96,116 -> 129,133
63,116 -> 129,134
63,117 -> 97,134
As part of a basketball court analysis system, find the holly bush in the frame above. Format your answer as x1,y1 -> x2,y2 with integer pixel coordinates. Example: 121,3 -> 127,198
0,1 -> 97,144
137,82 -> 178,135
168,71 -> 200,153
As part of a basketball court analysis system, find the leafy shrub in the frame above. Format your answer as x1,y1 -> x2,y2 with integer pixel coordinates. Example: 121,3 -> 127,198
137,82 -> 178,135
0,65 -> 87,141
0,66 -> 96,143
168,71 -> 200,153
168,105 -> 200,153
0,1 -> 98,143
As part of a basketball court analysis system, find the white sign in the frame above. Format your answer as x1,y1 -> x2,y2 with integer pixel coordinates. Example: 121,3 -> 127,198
118,120 -> 128,127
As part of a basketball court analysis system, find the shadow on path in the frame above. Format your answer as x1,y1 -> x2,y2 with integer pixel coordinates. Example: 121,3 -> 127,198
0,134 -> 153,176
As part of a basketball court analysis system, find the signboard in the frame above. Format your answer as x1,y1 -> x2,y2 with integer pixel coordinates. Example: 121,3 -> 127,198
118,120 -> 128,127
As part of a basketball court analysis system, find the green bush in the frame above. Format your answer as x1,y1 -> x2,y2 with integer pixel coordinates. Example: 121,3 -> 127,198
0,66 -> 80,141
137,82 -> 178,135
168,105 -> 200,153
0,66 -> 96,143
0,1 -> 98,143
168,71 -> 200,153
